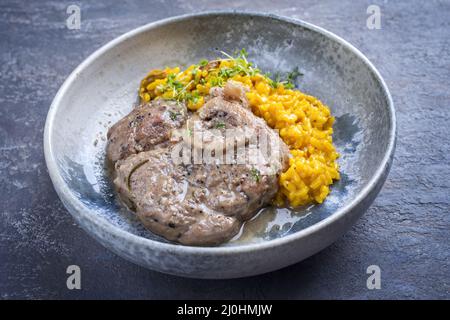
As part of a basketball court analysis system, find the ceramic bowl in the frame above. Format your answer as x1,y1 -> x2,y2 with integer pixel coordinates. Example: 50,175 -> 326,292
44,11 -> 396,279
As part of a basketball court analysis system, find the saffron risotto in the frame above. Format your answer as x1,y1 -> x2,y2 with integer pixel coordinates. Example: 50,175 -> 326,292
139,51 -> 340,207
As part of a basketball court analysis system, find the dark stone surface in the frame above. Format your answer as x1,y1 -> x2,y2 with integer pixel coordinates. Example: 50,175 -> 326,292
0,0 -> 449,299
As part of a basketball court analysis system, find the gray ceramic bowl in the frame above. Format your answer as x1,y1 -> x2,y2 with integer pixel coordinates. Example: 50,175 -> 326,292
44,12 -> 395,279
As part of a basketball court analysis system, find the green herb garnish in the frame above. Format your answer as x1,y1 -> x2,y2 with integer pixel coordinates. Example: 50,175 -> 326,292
219,49 -> 260,78
210,77 -> 224,87
268,67 -> 303,89
199,59 -> 209,67
218,67 -> 235,78
285,66 -> 303,88
185,91 -> 200,104
269,73 -> 282,88
169,111 -> 180,121
250,167 -> 261,183
214,122 -> 226,129
151,50 -> 302,108
166,74 -> 184,91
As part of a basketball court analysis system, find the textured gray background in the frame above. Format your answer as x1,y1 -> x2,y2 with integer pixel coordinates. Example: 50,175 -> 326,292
1,0 -> 449,299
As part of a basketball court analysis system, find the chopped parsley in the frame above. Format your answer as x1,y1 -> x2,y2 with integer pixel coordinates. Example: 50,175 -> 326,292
199,59 -> 209,67
185,91 -> 200,104
166,74 -> 184,91
169,111 -> 180,121
285,66 -> 303,88
142,48 -> 303,108
250,167 -> 261,183
219,49 -> 260,78
268,67 -> 303,89
218,67 -> 234,78
214,122 -> 226,129
269,73 -> 282,88
210,77 -> 224,87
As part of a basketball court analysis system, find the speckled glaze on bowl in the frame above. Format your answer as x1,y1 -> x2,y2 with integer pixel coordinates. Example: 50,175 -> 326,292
44,12 -> 396,279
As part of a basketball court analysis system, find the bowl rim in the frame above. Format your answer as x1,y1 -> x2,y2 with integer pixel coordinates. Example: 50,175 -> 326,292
44,10 -> 396,255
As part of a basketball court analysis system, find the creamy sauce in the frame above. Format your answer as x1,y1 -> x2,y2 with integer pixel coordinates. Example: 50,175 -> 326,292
229,205 -> 314,244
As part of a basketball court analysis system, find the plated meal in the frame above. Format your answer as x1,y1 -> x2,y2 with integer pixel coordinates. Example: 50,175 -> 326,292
45,12 -> 395,277
106,50 -> 340,246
